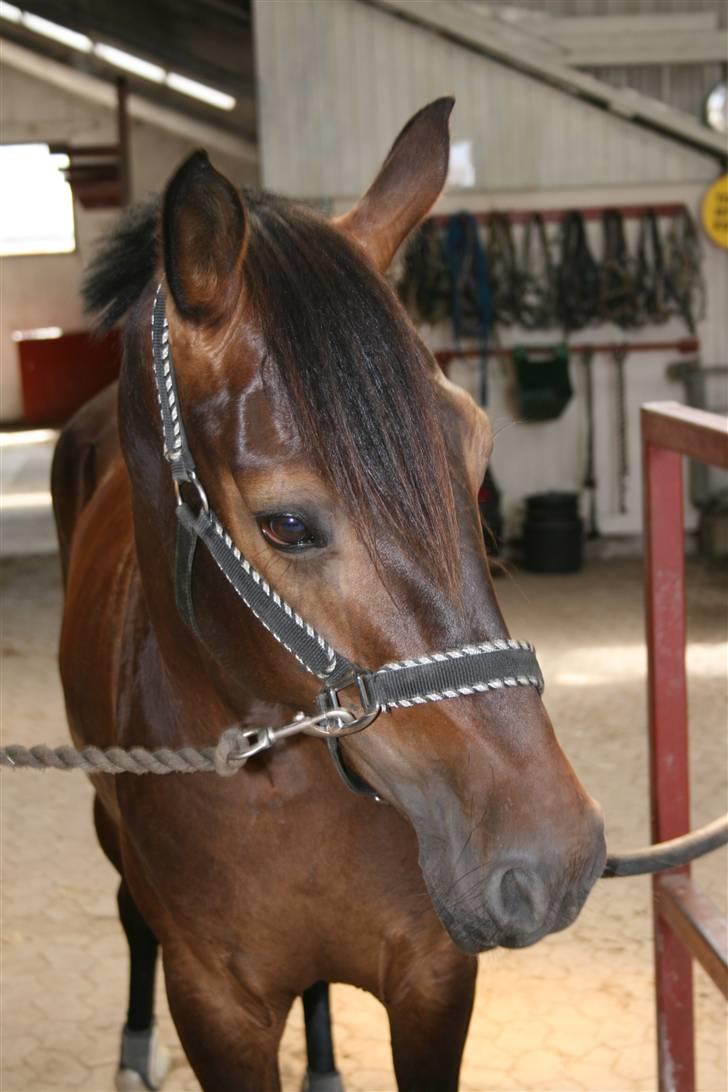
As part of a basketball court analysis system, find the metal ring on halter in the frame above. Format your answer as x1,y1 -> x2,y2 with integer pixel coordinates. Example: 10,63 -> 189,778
313,669 -> 383,737
173,474 -> 209,514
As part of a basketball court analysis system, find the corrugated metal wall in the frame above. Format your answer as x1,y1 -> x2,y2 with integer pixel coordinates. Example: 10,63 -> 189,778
486,0 -> 727,119
254,0 -> 719,200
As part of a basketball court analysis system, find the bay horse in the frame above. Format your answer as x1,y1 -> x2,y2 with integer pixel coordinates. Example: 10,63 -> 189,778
52,98 -> 606,1092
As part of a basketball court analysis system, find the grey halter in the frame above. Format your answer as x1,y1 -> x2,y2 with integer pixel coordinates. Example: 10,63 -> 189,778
151,286 -> 544,791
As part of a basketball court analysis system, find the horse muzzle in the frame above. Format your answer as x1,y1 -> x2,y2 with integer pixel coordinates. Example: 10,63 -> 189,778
420,807 -> 607,954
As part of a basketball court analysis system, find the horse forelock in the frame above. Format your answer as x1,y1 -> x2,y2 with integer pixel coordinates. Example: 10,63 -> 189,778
84,188 -> 462,591
242,191 -> 460,589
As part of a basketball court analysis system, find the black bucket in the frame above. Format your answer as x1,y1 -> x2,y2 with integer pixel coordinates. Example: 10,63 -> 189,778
523,491 -> 583,573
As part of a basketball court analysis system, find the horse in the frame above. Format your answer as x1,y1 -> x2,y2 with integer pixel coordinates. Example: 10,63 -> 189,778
52,98 -> 606,1092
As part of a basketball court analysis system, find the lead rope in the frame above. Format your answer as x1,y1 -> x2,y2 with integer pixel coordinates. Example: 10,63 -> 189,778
0,711 -> 356,779
3,735 -> 726,876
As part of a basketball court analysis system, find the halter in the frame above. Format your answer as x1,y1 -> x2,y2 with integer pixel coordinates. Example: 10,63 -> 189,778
151,286 -> 544,793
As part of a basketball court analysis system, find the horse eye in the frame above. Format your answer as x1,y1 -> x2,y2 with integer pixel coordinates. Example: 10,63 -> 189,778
258,513 -> 318,550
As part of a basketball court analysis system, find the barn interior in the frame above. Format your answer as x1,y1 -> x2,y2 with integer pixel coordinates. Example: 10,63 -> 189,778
1,2 -> 726,1091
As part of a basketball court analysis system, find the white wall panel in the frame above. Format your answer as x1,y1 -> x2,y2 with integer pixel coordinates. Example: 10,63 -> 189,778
254,0 -> 719,200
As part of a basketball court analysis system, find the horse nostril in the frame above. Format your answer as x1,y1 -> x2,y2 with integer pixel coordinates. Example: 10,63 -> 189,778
488,865 -> 549,935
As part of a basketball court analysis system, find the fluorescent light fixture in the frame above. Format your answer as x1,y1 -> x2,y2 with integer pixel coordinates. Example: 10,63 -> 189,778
0,428 -> 58,448
1,8 -> 236,112
166,72 -> 235,111
0,2 -> 22,23
0,491 -> 53,510
94,42 -> 165,83
21,12 -> 93,52
11,326 -> 64,342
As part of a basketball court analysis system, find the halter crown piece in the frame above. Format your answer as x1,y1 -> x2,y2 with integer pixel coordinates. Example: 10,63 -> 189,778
151,285 -> 544,793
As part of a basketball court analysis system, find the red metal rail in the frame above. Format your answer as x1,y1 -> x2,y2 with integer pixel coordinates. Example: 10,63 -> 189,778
434,339 -> 700,369
641,402 -> 728,1092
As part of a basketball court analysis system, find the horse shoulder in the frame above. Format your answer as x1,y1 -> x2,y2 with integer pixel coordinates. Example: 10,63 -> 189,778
55,385 -> 140,762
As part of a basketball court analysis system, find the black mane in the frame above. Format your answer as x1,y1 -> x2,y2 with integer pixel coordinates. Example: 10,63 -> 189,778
83,190 -> 458,585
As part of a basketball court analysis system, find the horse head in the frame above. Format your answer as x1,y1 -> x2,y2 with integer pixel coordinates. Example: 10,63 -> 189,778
117,98 -> 605,954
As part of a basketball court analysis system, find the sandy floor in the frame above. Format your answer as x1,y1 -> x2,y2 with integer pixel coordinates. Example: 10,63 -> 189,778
1,554 -> 726,1092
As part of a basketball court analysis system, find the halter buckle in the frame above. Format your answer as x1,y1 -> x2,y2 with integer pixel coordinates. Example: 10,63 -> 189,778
314,669 -> 382,737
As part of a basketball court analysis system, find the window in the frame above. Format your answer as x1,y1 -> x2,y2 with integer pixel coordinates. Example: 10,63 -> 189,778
0,143 -> 76,256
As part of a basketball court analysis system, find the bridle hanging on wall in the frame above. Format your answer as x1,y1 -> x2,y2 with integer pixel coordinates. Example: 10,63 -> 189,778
398,203 -> 705,335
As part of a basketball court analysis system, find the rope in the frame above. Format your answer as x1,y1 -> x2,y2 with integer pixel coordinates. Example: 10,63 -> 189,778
599,210 -> 639,329
581,349 -> 598,538
486,213 -> 520,326
444,212 -> 492,405
611,345 -> 630,515
518,213 -> 556,330
556,211 -> 600,331
5,743 -> 727,877
1,727 -> 252,779
665,208 -> 706,335
397,220 -> 452,325
636,210 -> 670,325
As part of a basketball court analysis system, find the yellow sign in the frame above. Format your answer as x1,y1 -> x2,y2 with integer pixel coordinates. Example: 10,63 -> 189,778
701,174 -> 728,248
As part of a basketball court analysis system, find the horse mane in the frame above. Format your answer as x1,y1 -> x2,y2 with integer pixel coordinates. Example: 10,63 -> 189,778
82,198 -> 159,329
83,190 -> 459,589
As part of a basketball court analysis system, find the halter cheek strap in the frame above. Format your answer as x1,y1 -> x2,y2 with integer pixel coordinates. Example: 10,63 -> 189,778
151,285 -> 544,781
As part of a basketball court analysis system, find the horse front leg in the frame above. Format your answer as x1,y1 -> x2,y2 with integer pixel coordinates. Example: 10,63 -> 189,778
114,881 -> 169,1092
386,949 -> 477,1092
92,797 -> 169,1091
163,948 -> 291,1092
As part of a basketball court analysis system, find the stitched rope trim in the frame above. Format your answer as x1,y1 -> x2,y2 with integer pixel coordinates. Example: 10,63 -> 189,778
378,638 -> 535,674
207,516 -> 337,675
152,287 -> 178,458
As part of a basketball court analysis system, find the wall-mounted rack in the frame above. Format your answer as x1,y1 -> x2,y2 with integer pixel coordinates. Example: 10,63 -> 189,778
430,203 -> 687,227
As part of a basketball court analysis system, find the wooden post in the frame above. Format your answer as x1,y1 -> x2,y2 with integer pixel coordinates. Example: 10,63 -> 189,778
117,77 -> 131,207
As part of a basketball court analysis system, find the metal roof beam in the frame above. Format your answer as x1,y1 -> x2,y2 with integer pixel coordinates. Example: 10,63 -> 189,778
1,37 -> 258,166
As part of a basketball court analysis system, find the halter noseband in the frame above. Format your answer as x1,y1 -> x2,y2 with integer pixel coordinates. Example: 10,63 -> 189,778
151,286 -> 544,790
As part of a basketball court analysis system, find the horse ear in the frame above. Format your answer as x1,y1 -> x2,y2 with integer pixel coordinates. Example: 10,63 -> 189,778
334,97 -> 454,273
162,150 -> 248,324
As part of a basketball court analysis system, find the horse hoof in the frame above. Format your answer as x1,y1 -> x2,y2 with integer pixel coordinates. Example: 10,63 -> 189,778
115,1025 -> 170,1091
302,1070 -> 345,1092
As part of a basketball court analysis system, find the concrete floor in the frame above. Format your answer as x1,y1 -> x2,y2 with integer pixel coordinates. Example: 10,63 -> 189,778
1,549 -> 726,1092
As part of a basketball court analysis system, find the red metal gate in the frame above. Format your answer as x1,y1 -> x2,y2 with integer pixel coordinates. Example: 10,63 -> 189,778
642,402 -> 728,1092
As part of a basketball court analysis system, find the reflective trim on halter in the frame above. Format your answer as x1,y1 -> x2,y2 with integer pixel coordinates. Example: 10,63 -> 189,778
150,284 -> 544,747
